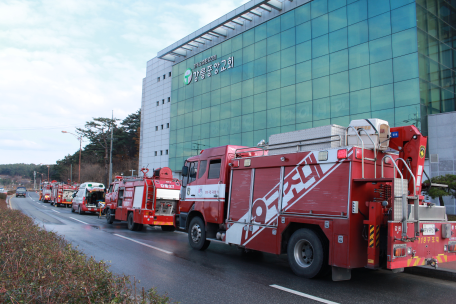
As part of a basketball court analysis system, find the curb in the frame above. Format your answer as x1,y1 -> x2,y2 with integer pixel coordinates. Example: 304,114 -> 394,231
405,266 -> 456,282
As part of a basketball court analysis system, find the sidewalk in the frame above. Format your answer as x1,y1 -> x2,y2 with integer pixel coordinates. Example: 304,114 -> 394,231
405,260 -> 456,282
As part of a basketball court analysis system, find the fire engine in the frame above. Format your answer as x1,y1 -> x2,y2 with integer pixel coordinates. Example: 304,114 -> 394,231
50,183 -> 77,208
178,119 -> 456,281
40,183 -> 52,203
105,167 -> 181,231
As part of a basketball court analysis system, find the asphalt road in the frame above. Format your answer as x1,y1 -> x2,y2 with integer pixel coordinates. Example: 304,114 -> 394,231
10,193 -> 456,304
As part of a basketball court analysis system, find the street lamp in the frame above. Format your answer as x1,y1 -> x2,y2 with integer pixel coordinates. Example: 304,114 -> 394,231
62,131 -> 82,185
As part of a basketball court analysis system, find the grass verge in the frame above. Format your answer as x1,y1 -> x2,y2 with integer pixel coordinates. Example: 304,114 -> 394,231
0,196 -> 174,303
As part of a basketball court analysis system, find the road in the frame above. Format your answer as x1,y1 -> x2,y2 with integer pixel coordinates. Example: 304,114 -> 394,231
10,192 -> 456,304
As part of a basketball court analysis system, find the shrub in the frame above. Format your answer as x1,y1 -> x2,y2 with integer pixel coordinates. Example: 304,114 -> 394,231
0,198 -> 174,303
0,193 -> 5,200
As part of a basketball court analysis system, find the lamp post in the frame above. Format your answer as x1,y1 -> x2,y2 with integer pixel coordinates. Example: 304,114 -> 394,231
62,131 -> 82,184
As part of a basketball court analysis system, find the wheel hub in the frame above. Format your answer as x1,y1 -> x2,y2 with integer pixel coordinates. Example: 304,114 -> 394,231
294,239 -> 314,268
191,224 -> 201,243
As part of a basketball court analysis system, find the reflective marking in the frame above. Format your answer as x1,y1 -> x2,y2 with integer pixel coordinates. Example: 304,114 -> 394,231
69,217 -> 89,225
114,234 -> 173,255
270,285 -> 339,304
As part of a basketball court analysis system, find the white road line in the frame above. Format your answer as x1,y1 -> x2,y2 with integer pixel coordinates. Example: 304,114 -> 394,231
114,234 -> 173,255
69,217 -> 89,225
51,209 -> 60,213
270,285 -> 339,304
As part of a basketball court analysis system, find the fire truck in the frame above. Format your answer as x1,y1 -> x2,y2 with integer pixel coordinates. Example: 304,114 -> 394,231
50,183 -> 77,208
40,183 -> 52,203
105,167 -> 181,231
178,119 -> 456,281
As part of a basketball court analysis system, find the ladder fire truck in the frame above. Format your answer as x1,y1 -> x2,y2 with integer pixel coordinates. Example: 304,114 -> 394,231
105,168 -> 181,231
178,119 -> 456,281
40,182 -> 52,203
50,183 -> 77,208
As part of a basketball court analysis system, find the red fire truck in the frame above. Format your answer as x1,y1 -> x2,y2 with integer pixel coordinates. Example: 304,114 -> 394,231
105,167 -> 181,231
178,119 -> 456,281
50,183 -> 78,208
40,183 -> 52,203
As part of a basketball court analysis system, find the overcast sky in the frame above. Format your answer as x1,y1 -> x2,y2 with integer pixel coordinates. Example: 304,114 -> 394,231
0,0 -> 249,165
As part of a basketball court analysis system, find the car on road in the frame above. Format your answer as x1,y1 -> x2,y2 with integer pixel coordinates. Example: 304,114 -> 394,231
71,182 -> 105,214
15,187 -> 27,198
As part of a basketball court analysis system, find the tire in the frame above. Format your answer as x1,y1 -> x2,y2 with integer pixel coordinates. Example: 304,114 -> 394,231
127,212 -> 140,231
71,204 -> 75,213
78,206 -> 84,215
287,228 -> 329,279
188,217 -> 210,251
106,210 -> 114,224
161,225 -> 175,232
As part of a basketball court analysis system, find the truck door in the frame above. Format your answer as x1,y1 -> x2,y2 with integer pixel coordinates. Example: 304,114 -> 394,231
115,187 -> 125,220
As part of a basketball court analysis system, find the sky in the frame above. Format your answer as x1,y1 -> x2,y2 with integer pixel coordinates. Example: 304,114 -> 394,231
0,0 -> 249,165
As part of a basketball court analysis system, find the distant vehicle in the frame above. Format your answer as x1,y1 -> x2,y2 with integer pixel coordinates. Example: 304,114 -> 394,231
71,182 -> 105,214
0,188 -> 6,194
50,183 -> 78,208
41,183 -> 52,202
15,187 -> 26,198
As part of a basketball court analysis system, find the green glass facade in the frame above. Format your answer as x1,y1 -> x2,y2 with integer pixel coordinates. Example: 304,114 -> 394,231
169,0 -> 456,171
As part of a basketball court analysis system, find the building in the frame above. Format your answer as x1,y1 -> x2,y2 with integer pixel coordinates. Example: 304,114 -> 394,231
140,0 -> 456,175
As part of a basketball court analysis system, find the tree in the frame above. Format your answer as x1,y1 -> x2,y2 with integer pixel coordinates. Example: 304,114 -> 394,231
77,117 -> 118,187
422,174 -> 456,207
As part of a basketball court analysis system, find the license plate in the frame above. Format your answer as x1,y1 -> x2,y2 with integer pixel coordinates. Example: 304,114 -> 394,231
422,224 -> 435,235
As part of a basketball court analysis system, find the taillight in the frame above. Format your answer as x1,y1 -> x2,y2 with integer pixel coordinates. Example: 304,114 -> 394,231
82,197 -> 86,205
449,242 -> 456,252
355,149 -> 362,159
393,245 -> 406,257
337,149 -> 347,159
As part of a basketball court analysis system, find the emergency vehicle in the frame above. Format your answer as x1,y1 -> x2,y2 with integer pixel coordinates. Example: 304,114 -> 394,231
40,183 -> 52,203
50,183 -> 78,208
105,167 -> 181,231
179,119 -> 456,281
71,182 -> 105,214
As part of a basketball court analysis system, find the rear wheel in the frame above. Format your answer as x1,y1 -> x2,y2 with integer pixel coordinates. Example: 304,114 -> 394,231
127,212 -> 140,231
71,204 -> 75,213
78,206 -> 84,215
287,228 -> 328,279
188,217 -> 210,251
161,225 -> 175,232
106,209 -> 114,224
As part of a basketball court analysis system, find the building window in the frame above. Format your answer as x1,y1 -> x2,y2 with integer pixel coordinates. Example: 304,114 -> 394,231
157,77 -> 160,82
155,126 -> 158,131
169,72 -> 171,77
156,101 -> 159,106
168,97 -> 170,102
166,123 -> 169,128
166,149 -> 168,155
154,151 -> 157,156
160,150 -> 163,155
163,74 -> 166,79
161,124 -> 164,130
162,99 -> 164,104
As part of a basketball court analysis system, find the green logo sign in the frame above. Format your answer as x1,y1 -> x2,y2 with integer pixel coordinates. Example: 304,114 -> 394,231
183,68 -> 193,85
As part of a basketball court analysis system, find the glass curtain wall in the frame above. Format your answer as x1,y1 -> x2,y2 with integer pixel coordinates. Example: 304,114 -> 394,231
417,0 -> 456,134
169,0 -> 420,171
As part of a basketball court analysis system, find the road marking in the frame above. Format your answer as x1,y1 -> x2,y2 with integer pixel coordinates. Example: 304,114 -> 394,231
270,285 -> 339,304
51,209 -> 60,213
69,217 -> 89,225
114,234 -> 173,255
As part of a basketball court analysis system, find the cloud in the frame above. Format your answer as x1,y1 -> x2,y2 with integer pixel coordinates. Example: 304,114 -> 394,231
0,0 -> 248,164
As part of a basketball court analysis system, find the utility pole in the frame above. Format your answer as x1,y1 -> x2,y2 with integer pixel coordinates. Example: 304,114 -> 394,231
70,164 -> 72,184
47,165 -> 50,182
33,171 -> 36,190
130,169 -> 136,176
109,110 -> 113,184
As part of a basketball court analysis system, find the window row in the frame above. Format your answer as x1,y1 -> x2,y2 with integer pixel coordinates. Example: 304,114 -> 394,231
157,72 -> 172,82
154,150 -> 169,156
155,123 -> 170,131
156,97 -> 171,106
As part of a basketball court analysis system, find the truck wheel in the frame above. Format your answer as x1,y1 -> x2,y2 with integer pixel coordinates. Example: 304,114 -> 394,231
127,213 -> 140,231
287,228 -> 328,279
106,210 -> 114,224
161,225 -> 175,232
78,206 -> 84,215
188,217 -> 210,251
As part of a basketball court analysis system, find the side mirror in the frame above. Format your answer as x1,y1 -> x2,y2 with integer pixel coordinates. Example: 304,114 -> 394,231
182,166 -> 188,176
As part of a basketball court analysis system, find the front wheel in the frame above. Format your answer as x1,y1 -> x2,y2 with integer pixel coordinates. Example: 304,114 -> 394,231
106,209 -> 114,224
71,204 -> 75,213
287,228 -> 329,279
78,206 -> 84,215
188,217 -> 210,251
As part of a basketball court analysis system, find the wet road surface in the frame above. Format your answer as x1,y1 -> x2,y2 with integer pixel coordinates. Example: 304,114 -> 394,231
10,193 -> 456,304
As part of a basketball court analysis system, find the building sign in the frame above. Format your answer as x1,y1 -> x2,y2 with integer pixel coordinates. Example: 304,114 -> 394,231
183,56 -> 234,85
194,55 -> 217,68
